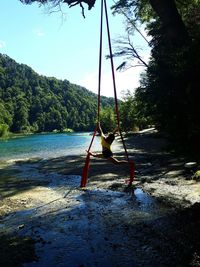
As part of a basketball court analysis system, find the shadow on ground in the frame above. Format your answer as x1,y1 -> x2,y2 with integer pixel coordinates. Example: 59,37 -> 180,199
1,131 -> 200,266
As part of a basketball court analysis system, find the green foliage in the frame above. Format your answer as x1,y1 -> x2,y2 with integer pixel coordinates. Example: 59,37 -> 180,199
120,90 -> 153,131
100,107 -> 116,133
0,124 -> 9,138
120,91 -> 138,131
0,101 -> 12,127
0,53 -> 114,133
112,0 -> 154,23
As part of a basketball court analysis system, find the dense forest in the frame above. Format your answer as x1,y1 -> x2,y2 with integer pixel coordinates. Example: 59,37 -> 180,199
0,53 -> 115,134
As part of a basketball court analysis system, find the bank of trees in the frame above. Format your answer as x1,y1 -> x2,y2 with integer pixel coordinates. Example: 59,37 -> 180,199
0,53 -> 114,135
0,53 -> 144,138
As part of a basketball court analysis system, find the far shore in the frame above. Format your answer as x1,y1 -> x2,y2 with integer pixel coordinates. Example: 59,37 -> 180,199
0,129 -> 87,141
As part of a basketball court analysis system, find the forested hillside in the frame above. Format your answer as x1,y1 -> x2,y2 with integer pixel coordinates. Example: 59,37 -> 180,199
0,53 -> 114,133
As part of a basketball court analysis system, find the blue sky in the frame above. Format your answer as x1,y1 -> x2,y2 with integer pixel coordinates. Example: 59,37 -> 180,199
0,0 -> 150,97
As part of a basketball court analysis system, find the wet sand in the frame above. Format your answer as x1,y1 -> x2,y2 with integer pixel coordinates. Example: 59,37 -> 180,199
0,129 -> 200,266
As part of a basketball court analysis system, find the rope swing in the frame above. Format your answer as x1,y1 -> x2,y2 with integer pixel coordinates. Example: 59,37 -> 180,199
80,0 -> 135,188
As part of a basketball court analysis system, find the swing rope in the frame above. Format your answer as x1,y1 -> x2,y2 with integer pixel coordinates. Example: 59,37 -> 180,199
81,0 -> 103,155
80,0 -> 135,188
80,0 -> 103,188
104,0 -> 129,162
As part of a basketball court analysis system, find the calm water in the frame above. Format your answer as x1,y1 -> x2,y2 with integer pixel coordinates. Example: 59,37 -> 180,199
0,133 -> 102,161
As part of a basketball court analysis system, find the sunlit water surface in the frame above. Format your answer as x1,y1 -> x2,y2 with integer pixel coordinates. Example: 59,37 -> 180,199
0,133 -> 103,161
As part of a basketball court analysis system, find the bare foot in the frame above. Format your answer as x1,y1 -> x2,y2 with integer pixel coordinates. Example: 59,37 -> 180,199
86,150 -> 94,156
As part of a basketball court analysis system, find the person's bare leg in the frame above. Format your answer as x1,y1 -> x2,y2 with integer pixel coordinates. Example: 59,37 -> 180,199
108,156 -> 128,165
87,151 -> 104,159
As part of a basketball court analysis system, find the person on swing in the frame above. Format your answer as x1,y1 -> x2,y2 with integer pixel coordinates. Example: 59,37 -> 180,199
88,122 -> 128,165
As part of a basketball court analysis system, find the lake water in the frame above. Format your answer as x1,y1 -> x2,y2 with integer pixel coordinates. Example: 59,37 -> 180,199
0,133 -> 102,162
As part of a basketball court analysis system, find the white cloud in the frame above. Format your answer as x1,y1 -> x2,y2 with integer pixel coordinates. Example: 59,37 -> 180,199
0,40 -> 6,49
33,28 -> 45,37
80,66 -> 145,99
79,41 -> 150,99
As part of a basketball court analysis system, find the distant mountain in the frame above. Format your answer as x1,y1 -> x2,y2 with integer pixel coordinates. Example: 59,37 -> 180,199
0,53 -> 114,133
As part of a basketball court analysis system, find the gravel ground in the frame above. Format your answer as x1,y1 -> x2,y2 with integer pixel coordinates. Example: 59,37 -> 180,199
0,129 -> 200,267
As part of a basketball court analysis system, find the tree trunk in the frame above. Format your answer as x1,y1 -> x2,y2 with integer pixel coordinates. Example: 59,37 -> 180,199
149,0 -> 189,45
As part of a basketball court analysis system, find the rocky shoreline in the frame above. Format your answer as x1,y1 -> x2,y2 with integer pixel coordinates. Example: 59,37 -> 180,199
0,129 -> 200,266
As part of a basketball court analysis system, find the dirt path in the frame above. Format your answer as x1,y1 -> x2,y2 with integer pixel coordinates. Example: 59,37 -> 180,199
0,130 -> 200,266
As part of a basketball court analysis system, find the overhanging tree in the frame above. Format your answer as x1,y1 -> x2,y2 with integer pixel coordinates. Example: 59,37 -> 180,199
20,0 -> 189,43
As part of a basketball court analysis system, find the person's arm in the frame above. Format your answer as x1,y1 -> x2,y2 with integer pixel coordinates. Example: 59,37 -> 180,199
112,126 -> 119,134
98,122 -> 105,137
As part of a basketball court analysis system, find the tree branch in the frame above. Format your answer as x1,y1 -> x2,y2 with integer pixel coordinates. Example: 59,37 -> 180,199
20,0 -> 96,16
64,0 -> 95,10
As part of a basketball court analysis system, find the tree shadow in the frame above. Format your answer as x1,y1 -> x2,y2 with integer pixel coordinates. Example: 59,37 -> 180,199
124,132 -> 187,181
1,131 -> 199,266
0,164 -> 49,200
1,185 -> 200,267
0,153 -> 129,204
0,233 -> 37,267
38,154 -> 131,184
